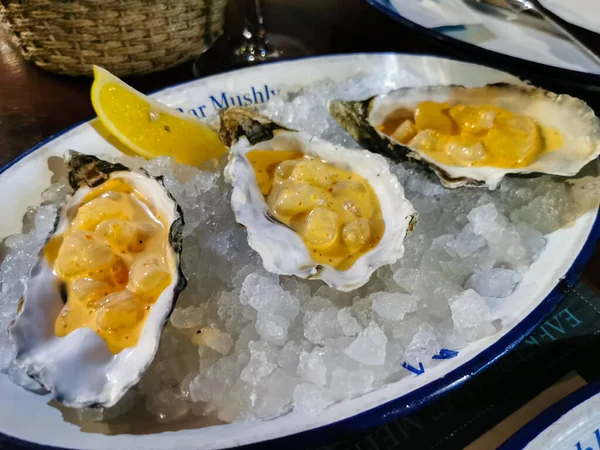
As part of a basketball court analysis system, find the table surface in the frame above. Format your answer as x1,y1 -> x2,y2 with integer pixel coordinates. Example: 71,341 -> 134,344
0,0 -> 598,290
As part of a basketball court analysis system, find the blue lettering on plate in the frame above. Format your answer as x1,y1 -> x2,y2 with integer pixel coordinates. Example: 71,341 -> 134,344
402,362 -> 425,376
177,106 -> 209,119
210,92 -> 230,109
573,428 -> 600,450
172,84 -> 280,120
432,349 -> 459,360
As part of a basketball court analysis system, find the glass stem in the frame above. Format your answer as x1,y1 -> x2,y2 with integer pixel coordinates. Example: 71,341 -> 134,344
242,0 -> 267,43
192,0 -> 309,75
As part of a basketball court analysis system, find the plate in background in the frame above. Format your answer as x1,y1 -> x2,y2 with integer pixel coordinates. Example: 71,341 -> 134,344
366,0 -> 600,92
388,0 -> 600,74
540,0 -> 600,35
499,381 -> 600,450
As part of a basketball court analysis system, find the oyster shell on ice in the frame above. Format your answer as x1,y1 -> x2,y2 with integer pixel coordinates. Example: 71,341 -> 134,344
220,107 -> 416,292
329,83 -> 600,189
9,152 -> 186,407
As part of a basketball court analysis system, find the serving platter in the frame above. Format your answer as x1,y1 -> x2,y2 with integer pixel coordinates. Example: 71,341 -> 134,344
366,0 -> 600,91
0,53 -> 598,450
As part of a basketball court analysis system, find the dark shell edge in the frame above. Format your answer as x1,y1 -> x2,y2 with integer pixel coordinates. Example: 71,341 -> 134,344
218,107 -> 295,147
65,151 -> 130,190
327,97 -> 484,189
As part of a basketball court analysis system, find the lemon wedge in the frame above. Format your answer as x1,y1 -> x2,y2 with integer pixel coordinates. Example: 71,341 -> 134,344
91,66 -> 226,166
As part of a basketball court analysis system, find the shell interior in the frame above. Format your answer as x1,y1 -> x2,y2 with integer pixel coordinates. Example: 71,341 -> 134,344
222,108 -> 416,291
329,83 -> 600,189
8,153 -> 186,408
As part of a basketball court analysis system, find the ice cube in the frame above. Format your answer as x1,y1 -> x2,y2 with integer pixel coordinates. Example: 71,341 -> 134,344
344,322 -> 388,366
350,296 -> 373,327
41,183 -> 70,204
293,383 -> 334,415
33,204 -> 58,240
0,337 -> 14,372
393,268 -> 460,320
170,306 -> 205,329
330,368 -> 374,401
256,313 -> 290,345
403,327 -> 439,366
384,341 -> 406,373
189,375 -> 222,403
240,341 -> 278,385
449,289 -> 491,329
468,203 -> 532,268
216,381 -> 252,422
444,223 -> 487,258
251,369 -> 298,419
302,296 -> 335,312
370,292 -> 417,321
337,308 -> 362,336
241,273 -> 299,319
267,368 -> 299,401
303,309 -> 343,344
281,277 -> 311,302
313,285 -> 352,308
514,223 -> 546,258
297,348 -> 327,386
465,268 -> 522,298
277,340 -> 312,375
468,203 -> 506,236
235,323 -> 260,353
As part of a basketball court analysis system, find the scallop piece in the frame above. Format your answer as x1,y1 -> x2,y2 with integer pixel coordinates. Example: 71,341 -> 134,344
220,107 -> 416,291
328,83 -> 600,189
9,152 -> 186,408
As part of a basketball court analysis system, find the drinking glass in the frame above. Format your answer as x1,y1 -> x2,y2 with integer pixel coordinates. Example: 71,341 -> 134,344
193,0 -> 311,76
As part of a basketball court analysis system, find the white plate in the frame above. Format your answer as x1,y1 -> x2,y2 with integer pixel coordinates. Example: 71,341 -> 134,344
540,0 -> 600,35
383,0 -> 600,75
0,53 -> 598,450
500,382 -> 600,450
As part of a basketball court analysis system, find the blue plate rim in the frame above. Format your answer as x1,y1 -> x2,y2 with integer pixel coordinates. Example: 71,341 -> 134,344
364,0 -> 600,89
0,52 -> 598,450
498,381 -> 600,449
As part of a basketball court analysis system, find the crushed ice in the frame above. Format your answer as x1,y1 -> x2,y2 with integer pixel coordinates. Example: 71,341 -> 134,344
0,74 -> 599,424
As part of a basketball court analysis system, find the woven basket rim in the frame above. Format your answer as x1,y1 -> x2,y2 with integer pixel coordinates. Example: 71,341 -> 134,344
0,0 -> 227,76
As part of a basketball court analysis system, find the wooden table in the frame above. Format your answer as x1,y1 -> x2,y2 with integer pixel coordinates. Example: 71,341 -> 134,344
0,0 -> 598,289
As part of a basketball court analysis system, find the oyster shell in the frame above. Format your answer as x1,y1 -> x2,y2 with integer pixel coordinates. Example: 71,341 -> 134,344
221,107 -> 416,292
328,83 -> 600,189
9,152 -> 186,407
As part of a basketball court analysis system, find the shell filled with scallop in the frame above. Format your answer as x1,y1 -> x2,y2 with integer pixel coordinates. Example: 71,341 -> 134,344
220,107 -> 416,292
328,83 -> 600,189
9,152 -> 186,407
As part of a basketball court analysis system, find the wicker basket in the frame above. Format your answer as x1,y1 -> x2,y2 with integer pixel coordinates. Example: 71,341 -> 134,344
0,0 -> 227,76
